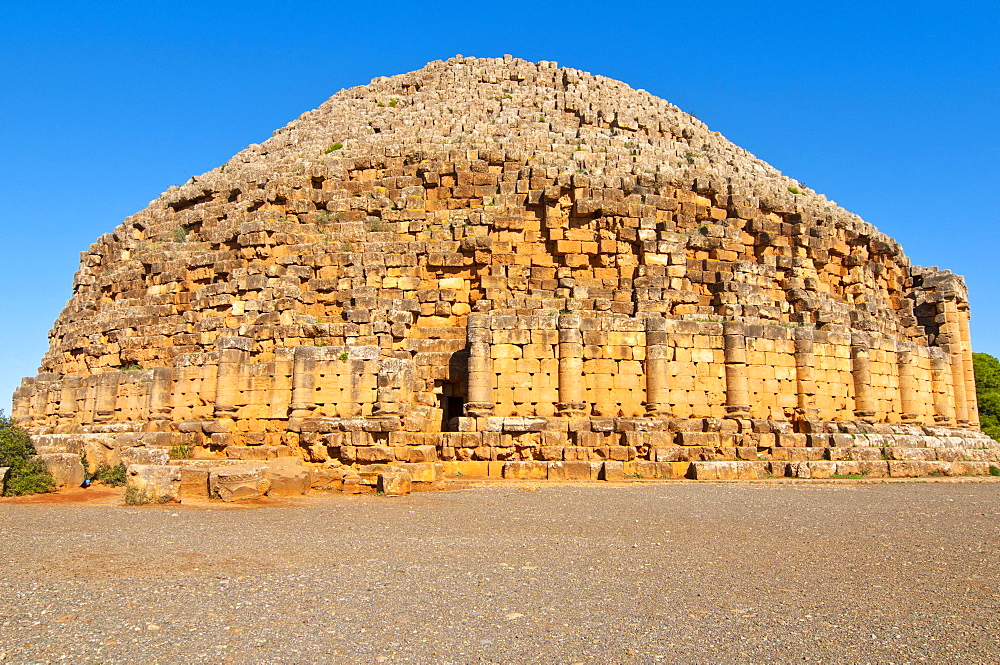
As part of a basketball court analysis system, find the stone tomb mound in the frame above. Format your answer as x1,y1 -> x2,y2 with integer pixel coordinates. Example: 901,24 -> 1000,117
13,56 -> 998,498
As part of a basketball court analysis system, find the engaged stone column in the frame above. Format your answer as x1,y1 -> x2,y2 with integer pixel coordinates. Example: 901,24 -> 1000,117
94,372 -> 121,422
57,377 -> 81,420
557,314 -> 587,416
289,344 -> 321,420
942,301 -> 969,424
959,308 -> 979,427
793,327 -> 818,420
214,337 -> 251,419
148,367 -> 174,420
464,314 -> 495,417
723,321 -> 750,418
850,333 -> 876,422
896,343 -> 919,422
929,348 -> 955,424
644,317 -> 672,416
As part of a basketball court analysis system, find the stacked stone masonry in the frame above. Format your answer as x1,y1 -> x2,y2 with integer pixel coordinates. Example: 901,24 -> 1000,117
13,56 -> 997,491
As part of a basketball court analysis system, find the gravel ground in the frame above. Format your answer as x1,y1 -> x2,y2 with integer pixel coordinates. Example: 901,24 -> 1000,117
1,480 -> 998,665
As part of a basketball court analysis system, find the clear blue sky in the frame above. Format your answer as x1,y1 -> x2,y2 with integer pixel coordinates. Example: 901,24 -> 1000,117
2,1 -> 998,411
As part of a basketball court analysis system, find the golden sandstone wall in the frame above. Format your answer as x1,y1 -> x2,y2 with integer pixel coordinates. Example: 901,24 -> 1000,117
12,56 -> 997,484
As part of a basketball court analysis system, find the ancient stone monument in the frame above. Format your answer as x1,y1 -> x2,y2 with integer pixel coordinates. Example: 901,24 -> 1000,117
13,56 -> 998,497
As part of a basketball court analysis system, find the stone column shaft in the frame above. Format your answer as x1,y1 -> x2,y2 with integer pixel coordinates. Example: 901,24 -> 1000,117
851,334 -> 876,421
960,309 -> 978,427
897,344 -> 919,422
465,314 -> 495,417
723,321 -> 750,418
942,301 -> 969,424
644,318 -> 672,416
149,367 -> 174,419
94,372 -> 120,422
930,349 -> 955,424
793,327 -> 818,420
214,337 -> 250,419
290,344 -> 320,419
557,315 -> 586,415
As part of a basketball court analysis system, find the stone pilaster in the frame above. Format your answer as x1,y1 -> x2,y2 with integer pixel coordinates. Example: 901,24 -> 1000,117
149,367 -> 174,420
289,344 -> 320,420
929,348 -> 955,424
896,343 -> 919,422
723,321 -> 750,418
556,314 -> 587,416
942,300 -> 969,424
959,308 -> 979,427
792,327 -> 818,420
850,333 -> 876,422
94,372 -> 120,422
214,337 -> 251,419
464,314 -> 495,417
644,317 -> 672,416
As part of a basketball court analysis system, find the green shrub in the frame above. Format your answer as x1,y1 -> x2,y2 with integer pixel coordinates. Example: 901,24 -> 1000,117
172,225 -> 189,243
787,186 -> 802,195
323,142 -> 343,153
93,463 -> 127,486
0,412 -> 55,496
989,465 -> 1000,477
123,486 -> 151,505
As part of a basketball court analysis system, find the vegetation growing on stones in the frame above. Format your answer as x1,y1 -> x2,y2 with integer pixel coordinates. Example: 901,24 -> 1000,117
0,412 -> 55,496
169,445 -> 192,459
93,463 -> 127,486
973,352 -> 1000,441
123,485 -> 151,505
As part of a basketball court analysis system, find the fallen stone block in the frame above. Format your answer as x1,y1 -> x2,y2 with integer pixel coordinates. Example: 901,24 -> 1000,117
209,465 -> 270,502
127,464 -> 181,502
179,467 -> 210,500
266,458 -> 311,497
309,466 -> 346,489
39,453 -> 85,488
377,470 -> 412,496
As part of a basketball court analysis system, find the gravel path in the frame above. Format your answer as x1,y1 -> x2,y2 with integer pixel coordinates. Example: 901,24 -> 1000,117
1,481 -> 998,664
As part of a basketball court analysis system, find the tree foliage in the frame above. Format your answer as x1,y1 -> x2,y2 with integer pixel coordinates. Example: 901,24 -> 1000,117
973,352 -> 1000,442
0,411 -> 55,496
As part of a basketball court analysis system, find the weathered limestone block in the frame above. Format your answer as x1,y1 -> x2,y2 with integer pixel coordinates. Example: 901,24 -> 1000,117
209,465 -> 270,502
119,447 -> 170,467
600,460 -> 624,481
356,446 -> 395,464
0,466 -> 9,494
266,458 -> 311,497
687,461 -> 758,480
179,467 -> 210,500
39,453 -> 85,488
396,462 -> 443,483
377,470 -> 412,496
632,460 -> 678,479
547,461 -> 600,481
127,464 -> 181,502
502,461 -> 548,480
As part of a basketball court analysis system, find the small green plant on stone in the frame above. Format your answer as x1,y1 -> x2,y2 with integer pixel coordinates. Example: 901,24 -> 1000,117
123,486 -> 151,506
388,99 -> 398,108
0,412 -> 55,496
324,142 -> 344,153
168,445 -> 192,460
123,364 -> 141,371
787,186 -> 802,195
989,465 -> 1000,477
172,225 -> 189,243
339,352 -> 349,361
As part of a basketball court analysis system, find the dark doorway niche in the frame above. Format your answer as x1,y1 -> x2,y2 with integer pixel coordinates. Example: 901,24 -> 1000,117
439,394 -> 465,431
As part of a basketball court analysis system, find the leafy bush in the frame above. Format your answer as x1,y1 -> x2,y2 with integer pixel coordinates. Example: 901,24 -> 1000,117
123,486 -> 151,505
93,463 -> 127,486
973,353 -> 1000,441
0,412 -> 55,496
